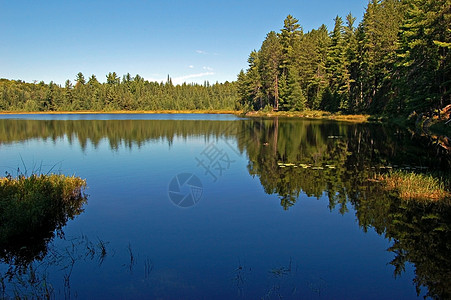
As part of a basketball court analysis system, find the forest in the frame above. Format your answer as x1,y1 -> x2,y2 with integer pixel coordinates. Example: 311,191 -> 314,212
0,75 -> 237,111
0,0 -> 449,118
237,0 -> 450,116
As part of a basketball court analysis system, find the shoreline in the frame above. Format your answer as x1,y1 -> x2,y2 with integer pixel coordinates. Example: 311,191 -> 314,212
0,109 -> 369,122
0,109 -> 241,115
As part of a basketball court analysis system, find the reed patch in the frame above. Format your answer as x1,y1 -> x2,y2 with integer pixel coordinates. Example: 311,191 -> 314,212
377,170 -> 450,201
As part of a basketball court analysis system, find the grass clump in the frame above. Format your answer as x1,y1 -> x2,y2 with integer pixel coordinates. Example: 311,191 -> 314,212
0,173 -> 87,251
378,170 -> 450,201
244,110 -> 369,122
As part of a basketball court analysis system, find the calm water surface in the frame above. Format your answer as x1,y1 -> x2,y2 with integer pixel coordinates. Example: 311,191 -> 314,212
0,114 -> 449,299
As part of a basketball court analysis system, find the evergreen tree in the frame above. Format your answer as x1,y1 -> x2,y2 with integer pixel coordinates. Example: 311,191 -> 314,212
106,72 -> 120,85
326,16 -> 350,111
358,0 -> 403,112
306,25 -> 330,109
259,31 -> 282,110
278,15 -> 303,111
396,0 -> 451,113
64,80 -> 73,110
279,15 -> 303,76
246,51 -> 264,110
236,70 -> 250,110
344,13 -> 360,111
1,2 -> 449,118
75,72 -> 86,87
284,66 -> 306,110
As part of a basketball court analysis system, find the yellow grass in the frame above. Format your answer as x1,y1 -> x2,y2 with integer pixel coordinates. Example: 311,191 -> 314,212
0,174 -> 87,201
244,110 -> 369,123
377,171 -> 450,202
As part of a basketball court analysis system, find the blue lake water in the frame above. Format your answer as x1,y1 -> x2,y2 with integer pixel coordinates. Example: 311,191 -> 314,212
0,114 -> 449,299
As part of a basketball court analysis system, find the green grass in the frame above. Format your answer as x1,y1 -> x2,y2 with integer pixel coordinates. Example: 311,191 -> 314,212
378,170 -> 450,202
0,173 -> 87,245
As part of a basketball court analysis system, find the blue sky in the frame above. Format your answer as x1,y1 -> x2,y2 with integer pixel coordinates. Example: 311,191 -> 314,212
1,0 -> 367,85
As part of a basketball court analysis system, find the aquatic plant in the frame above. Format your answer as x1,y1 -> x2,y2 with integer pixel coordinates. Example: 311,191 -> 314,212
0,173 -> 87,267
378,170 -> 450,201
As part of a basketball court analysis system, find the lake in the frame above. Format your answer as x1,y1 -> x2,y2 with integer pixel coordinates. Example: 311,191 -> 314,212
0,114 -> 449,299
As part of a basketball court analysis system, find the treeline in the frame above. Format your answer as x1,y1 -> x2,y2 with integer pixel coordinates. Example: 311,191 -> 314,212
237,0 -> 450,116
0,73 -> 237,111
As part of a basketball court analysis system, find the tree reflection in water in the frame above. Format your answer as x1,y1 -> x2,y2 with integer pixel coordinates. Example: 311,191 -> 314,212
240,118 -> 450,299
0,117 -> 449,298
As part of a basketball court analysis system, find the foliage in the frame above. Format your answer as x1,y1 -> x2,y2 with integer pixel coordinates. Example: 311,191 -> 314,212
1,0 -> 449,119
237,0 -> 451,117
0,76 -> 238,112
396,0 -> 451,113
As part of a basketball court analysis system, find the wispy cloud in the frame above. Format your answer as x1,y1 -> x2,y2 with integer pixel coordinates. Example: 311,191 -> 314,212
172,72 -> 215,84
203,66 -> 214,71
145,72 -> 215,85
196,50 -> 208,55
188,65 -> 194,69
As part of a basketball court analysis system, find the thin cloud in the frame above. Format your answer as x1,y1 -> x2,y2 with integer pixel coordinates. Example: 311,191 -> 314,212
145,72 -> 215,84
196,50 -> 208,55
203,66 -> 214,71
146,77 -> 163,82
188,65 -> 194,69
172,72 -> 215,84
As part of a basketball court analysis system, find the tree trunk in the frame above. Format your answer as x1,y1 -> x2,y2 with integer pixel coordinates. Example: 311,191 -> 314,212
274,75 -> 279,111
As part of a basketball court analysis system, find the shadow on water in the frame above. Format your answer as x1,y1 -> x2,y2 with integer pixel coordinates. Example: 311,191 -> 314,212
0,117 -> 449,298
238,118 -> 451,299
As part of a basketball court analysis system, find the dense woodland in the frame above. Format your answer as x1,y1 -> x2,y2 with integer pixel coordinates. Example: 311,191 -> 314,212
0,0 -> 449,117
237,0 -> 450,116
0,75 -> 237,111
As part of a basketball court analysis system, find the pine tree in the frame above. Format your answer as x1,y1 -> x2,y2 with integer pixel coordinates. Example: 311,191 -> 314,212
307,25 -> 330,109
75,72 -> 86,87
279,15 -> 303,76
396,0 -> 451,113
326,16 -> 350,111
359,0 -> 403,112
284,66 -> 306,111
278,15 -> 304,111
107,72 -> 120,85
259,31 -> 283,110
247,51 -> 264,110
236,70 -> 250,110
344,13 -> 359,111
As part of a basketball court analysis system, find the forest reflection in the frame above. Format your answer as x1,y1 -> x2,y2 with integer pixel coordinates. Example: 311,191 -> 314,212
238,118 -> 450,299
0,117 -> 449,298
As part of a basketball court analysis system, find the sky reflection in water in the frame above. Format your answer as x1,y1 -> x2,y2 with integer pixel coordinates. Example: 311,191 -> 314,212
1,114 -> 449,299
